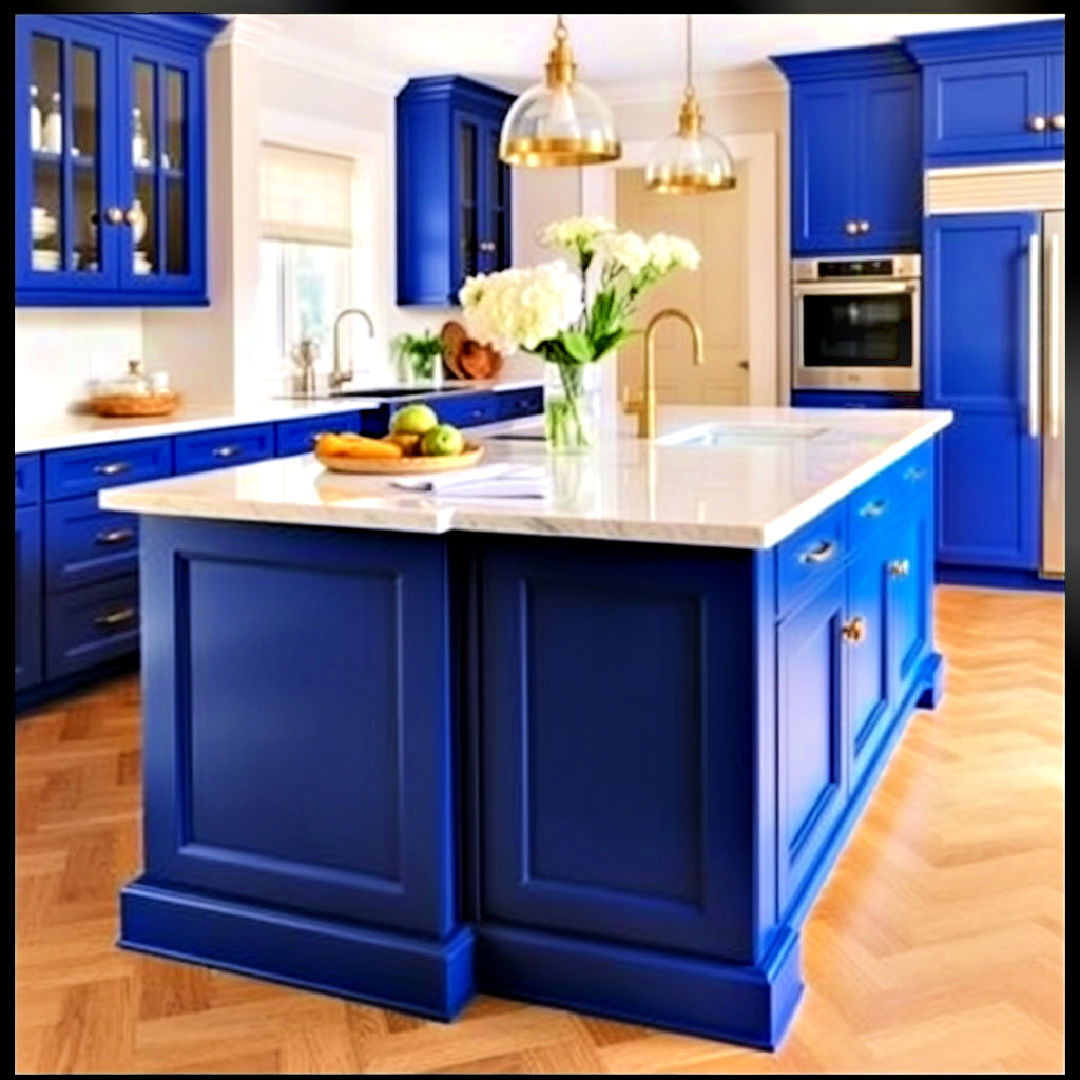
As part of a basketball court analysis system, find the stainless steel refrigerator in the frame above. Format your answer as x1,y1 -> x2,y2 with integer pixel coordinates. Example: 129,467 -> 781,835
1040,211 -> 1065,579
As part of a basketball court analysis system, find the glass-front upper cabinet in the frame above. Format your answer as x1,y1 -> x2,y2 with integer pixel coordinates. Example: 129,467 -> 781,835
15,13 -> 223,306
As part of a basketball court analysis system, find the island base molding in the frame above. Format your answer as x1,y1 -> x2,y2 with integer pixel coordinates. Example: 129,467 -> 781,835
119,878 -> 476,1022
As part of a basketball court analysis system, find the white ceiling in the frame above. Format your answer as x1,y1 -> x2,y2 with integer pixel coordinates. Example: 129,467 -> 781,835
261,13 -> 1058,91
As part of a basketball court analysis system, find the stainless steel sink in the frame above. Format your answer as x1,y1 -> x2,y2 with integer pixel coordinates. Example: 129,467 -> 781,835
658,422 -> 828,447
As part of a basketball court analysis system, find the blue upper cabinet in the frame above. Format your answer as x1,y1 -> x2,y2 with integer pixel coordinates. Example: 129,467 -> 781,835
902,20 -> 1064,165
774,46 -> 921,255
15,13 -> 225,307
397,76 -> 514,306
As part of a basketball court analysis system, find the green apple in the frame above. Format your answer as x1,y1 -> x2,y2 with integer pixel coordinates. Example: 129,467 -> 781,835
420,423 -> 465,457
390,403 -> 439,435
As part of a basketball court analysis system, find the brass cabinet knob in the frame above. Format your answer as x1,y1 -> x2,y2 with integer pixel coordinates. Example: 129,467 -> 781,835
95,606 -> 137,629
1051,113 -> 1065,131
1029,115 -> 1048,132
104,207 -> 124,225
841,616 -> 867,644
858,220 -> 870,233
844,220 -> 859,235
888,559 -> 911,578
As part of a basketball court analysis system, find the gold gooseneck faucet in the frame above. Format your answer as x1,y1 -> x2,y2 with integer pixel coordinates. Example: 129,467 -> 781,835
629,308 -> 705,439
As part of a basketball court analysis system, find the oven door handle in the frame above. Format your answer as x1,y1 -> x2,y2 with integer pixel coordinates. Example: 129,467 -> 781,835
792,281 -> 917,297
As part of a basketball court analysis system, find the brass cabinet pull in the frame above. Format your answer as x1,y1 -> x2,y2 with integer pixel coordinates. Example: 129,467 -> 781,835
799,540 -> 836,565
1029,115 -> 1048,132
95,606 -> 137,628
1051,113 -> 1065,131
844,220 -> 859,235
841,616 -> 867,644
94,461 -> 131,477
94,527 -> 135,546
104,206 -> 124,225
888,559 -> 911,578
858,220 -> 870,233
859,498 -> 888,518
212,444 -> 241,459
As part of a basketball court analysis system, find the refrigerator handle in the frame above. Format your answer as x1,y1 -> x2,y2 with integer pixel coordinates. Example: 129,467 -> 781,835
1048,231 -> 1061,440
1027,233 -> 1041,439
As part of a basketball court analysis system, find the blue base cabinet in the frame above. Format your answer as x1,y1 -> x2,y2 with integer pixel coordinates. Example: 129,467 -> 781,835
15,455 -> 44,692
15,14 -> 225,307
773,46 -> 921,255
114,439 -> 942,1049
924,212 -> 1041,571
396,77 -> 514,306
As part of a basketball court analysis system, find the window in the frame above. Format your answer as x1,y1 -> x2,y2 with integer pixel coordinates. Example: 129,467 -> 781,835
258,142 -> 355,370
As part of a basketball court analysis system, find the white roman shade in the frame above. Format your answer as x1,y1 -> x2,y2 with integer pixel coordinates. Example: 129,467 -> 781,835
259,142 -> 354,247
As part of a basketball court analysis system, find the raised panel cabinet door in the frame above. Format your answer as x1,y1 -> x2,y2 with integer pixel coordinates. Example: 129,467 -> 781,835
15,15 -> 120,297
855,74 -> 921,251
923,56 -> 1049,160
885,495 -> 933,706
776,571 -> 847,914
138,518 -> 458,938
15,506 -> 43,692
925,213 -> 1041,569
115,38 -> 206,301
791,80 -> 860,254
1047,52 -> 1064,149
478,536 -> 760,964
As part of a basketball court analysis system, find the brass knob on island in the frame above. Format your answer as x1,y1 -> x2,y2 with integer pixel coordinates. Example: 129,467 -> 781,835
841,616 -> 867,644
1029,115 -> 1048,132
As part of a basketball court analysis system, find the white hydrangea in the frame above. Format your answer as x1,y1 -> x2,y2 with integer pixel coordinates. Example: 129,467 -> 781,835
538,215 -> 616,255
594,230 -> 651,276
646,232 -> 701,273
458,261 -> 583,354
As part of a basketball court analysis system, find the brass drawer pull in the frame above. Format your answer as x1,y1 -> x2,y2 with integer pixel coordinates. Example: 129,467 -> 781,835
841,616 -> 867,644
799,540 -> 836,565
95,606 -> 137,629
212,445 -> 241,459
94,527 -> 135,546
888,559 -> 911,578
94,461 -> 131,477
859,499 -> 888,518
903,466 -> 927,482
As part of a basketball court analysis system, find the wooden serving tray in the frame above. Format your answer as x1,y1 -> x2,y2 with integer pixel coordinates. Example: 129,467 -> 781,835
89,390 -> 181,418
315,443 -> 484,475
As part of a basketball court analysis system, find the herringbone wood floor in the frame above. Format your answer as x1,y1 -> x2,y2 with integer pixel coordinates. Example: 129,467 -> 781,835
15,586 -> 1064,1074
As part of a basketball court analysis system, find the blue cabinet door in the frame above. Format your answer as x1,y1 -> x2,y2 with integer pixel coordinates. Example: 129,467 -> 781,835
885,494 -> 933,706
1047,52 -> 1064,149
478,536 -> 760,964
925,213 -> 1041,569
776,571 -> 848,913
923,56 -> 1050,161
856,75 -> 921,251
173,424 -> 274,475
791,80 -> 860,254
16,506 -> 43,692
15,16 -> 121,296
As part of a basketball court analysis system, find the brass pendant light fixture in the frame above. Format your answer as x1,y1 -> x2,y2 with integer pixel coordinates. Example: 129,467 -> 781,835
500,14 -> 620,168
646,14 -> 735,193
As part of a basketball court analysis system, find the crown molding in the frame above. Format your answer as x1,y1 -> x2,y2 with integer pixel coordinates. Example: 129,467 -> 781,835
600,63 -> 785,106
771,42 -> 916,82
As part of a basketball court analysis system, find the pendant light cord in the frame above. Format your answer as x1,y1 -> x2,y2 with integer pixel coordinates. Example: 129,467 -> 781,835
685,14 -> 693,94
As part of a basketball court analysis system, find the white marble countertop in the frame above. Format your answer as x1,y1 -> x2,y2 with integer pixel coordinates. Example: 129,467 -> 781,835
13,378 -> 543,454
99,405 -> 952,549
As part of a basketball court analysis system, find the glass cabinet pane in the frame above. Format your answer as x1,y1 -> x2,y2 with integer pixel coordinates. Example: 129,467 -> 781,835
458,119 -> 479,279
131,61 -> 157,276
486,126 -> 509,270
164,68 -> 188,274
72,45 -> 100,272
30,34 -> 63,273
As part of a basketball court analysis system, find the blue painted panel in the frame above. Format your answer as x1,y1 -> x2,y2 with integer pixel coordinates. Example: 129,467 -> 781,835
776,502 -> 846,617
45,494 -> 139,591
478,535 -> 760,964
275,411 -> 362,457
923,55 -> 1050,161
924,213 -> 1040,569
15,453 -> 41,506
430,391 -> 498,429
43,436 -> 172,501
45,573 -> 139,679
791,390 -> 922,410
15,505 -> 43,692
139,517 -> 457,937
776,571 -> 847,912
857,75 -> 921,250
172,423 -> 274,475
495,386 -> 543,421
887,494 -> 932,703
1047,52 -> 1064,149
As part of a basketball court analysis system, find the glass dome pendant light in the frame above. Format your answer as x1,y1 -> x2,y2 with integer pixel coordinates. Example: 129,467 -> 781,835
646,14 -> 735,193
499,14 -> 621,168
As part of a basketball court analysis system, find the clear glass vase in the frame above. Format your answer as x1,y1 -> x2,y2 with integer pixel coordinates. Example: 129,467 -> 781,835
543,360 -> 600,452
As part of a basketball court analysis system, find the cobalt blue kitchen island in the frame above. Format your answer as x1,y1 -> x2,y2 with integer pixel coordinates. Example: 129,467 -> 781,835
103,406 -> 951,1049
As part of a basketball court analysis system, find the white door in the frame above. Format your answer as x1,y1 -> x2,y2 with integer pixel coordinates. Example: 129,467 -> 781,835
614,162 -> 749,406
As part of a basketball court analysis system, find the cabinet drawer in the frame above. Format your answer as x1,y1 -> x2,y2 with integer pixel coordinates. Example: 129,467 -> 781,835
44,438 -> 172,501
15,453 -> 41,506
848,442 -> 934,551
45,495 -> 139,592
45,575 -> 140,680
777,502 -> 847,616
173,424 -> 275,475
433,393 -> 499,428
496,386 -> 544,421
275,412 -> 362,457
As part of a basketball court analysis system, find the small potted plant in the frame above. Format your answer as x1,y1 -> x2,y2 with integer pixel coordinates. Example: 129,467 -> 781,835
392,330 -> 445,386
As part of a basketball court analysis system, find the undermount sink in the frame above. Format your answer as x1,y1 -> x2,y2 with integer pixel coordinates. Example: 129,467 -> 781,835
658,421 -> 828,448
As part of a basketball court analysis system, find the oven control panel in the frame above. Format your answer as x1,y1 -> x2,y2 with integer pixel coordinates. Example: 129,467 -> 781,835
792,254 -> 921,283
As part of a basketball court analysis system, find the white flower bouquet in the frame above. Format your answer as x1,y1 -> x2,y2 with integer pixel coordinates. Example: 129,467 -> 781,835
459,216 -> 699,449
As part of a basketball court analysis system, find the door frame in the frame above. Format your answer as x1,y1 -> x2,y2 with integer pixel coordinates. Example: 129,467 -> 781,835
581,133 -> 779,407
